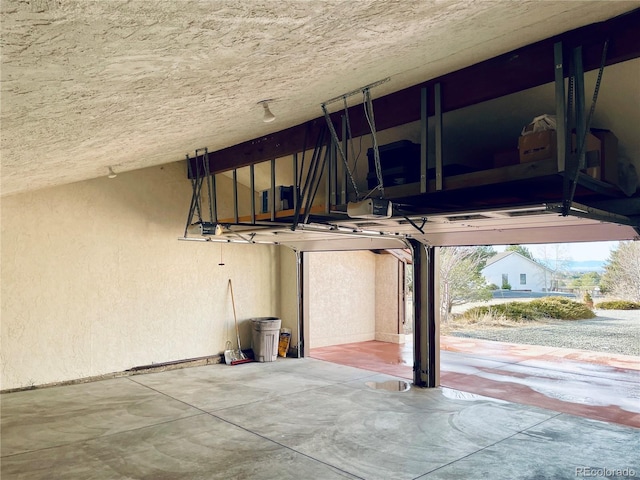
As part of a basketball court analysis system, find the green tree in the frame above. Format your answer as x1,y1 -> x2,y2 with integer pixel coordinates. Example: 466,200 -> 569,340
505,244 -> 535,261
475,245 -> 497,267
570,271 -> 601,292
600,242 -> 640,301
439,246 -> 493,323
580,271 -> 601,288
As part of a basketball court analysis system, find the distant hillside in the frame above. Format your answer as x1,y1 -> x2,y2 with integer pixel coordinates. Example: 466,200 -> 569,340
533,259 -> 606,272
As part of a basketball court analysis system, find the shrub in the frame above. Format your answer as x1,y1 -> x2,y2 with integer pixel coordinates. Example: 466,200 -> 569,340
502,282 -> 512,290
529,297 -> 596,320
488,283 -> 499,291
461,297 -> 595,322
595,300 -> 640,310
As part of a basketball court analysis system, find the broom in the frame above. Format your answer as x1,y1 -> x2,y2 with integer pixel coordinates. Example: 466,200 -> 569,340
227,279 -> 252,365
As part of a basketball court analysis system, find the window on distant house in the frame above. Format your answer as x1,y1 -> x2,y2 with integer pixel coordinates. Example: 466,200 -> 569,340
520,273 -> 526,285
502,274 -> 508,288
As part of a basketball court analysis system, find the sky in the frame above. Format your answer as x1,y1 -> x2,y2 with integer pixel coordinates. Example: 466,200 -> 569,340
493,241 -> 619,262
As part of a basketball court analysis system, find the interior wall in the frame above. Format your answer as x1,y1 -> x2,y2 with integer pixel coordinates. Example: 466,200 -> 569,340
375,254 -> 404,344
278,246 -> 299,354
307,250 -> 376,348
0,162 -> 278,390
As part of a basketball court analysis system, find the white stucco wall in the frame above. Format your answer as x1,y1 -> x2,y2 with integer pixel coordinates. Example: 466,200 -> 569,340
482,254 -> 550,291
307,251 -> 376,348
375,254 -> 404,344
278,246 -> 299,354
0,162 -> 278,390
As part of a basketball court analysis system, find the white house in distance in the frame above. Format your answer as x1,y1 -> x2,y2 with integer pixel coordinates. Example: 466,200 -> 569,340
482,251 -> 555,292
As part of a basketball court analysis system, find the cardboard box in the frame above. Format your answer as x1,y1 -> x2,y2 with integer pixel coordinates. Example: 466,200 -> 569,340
518,130 -> 556,163
518,131 -> 601,168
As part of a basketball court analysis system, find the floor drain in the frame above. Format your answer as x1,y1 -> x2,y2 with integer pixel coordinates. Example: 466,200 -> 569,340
365,380 -> 410,392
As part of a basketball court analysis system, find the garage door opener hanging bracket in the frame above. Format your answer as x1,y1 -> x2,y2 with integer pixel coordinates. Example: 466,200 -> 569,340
184,148 -> 221,238
321,78 -> 389,203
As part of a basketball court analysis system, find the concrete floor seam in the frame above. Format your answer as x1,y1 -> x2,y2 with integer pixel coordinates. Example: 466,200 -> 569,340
126,371 -> 384,479
124,371 -> 370,478
0,412 -> 208,459
126,376 -> 218,415
411,412 -> 564,479
203,408 -> 368,480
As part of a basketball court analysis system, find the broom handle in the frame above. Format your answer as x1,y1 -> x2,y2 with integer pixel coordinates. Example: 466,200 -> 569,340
228,279 -> 242,351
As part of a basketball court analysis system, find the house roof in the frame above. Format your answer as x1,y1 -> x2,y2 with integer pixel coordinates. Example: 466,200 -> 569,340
484,251 -> 513,267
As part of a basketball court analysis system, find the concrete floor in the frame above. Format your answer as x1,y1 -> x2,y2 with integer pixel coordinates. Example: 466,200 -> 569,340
2,358 -> 638,480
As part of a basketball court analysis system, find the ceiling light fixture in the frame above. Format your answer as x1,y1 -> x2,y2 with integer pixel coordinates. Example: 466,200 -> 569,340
257,100 -> 276,123
107,166 -> 117,179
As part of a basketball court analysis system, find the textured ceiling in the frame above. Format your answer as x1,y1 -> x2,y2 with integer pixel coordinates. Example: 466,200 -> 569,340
1,0 -> 637,196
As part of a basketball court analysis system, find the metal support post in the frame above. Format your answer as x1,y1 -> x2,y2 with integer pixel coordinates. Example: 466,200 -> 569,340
300,251 -> 309,358
325,138 -> 332,214
420,87 -> 428,193
250,164 -> 255,224
293,153 -> 299,215
271,159 -> 276,222
554,42 -> 567,173
330,141 -> 337,207
211,174 -> 218,224
342,115 -> 348,203
232,169 -> 239,224
573,46 -> 586,170
434,83 -> 443,191
295,250 -> 302,358
409,239 -> 438,388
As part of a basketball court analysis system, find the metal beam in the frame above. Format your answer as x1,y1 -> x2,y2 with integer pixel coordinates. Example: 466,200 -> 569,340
192,10 -> 640,178
547,202 -> 640,227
